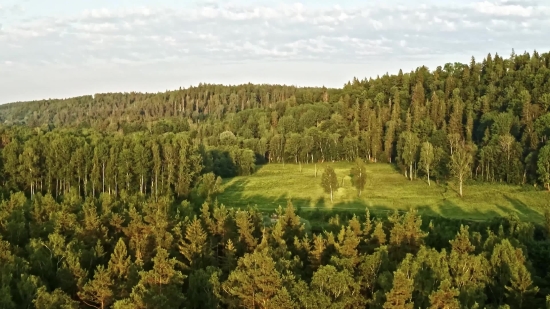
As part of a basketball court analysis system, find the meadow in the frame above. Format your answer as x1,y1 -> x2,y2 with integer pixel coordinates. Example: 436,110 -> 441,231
217,162 -> 549,222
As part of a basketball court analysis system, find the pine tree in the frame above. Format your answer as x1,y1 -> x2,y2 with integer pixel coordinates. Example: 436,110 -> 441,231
309,234 -> 326,271
429,280 -> 460,309
118,248 -> 185,309
235,210 -> 258,252
222,249 -> 282,308
310,265 -> 363,308
372,220 -> 387,246
107,238 -> 131,296
78,265 -> 114,309
179,216 -> 211,269
383,270 -> 414,309
34,287 -> 79,309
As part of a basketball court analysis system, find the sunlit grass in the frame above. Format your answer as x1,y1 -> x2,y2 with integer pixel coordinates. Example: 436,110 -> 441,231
217,162 -> 549,222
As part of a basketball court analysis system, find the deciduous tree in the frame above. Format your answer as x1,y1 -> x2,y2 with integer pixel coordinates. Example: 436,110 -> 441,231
321,166 -> 339,202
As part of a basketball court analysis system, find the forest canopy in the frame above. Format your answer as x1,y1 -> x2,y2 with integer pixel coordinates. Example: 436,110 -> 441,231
0,50 -> 550,308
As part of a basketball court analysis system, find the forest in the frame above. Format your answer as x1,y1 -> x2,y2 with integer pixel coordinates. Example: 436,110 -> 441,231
0,50 -> 549,307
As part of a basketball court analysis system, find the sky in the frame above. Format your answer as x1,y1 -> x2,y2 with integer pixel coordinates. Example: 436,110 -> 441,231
1,0 -> 549,104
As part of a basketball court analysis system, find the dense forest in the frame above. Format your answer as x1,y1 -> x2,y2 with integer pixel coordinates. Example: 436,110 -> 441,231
2,51 -> 550,193
0,50 -> 550,307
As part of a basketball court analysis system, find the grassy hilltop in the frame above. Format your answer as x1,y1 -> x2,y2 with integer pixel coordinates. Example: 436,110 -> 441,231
217,162 -> 548,222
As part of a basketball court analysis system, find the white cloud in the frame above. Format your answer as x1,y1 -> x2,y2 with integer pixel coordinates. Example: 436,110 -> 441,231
474,1 -> 533,17
0,0 -> 550,103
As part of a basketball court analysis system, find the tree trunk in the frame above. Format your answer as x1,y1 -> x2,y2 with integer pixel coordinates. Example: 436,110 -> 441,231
409,164 -> 413,181
84,176 -> 88,197
427,166 -> 431,186
102,163 -> 105,193
315,164 -> 317,177
459,177 -> 463,197
330,187 -> 333,202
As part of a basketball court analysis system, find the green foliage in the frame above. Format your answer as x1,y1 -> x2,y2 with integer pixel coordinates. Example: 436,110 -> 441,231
34,287 -> 79,309
197,172 -> 224,199
321,166 -> 339,202
221,249 -> 283,308
350,158 -> 367,196
538,143 -> 550,190
0,188 -> 548,308
384,269 -> 414,309
420,141 -> 435,186
449,144 -> 474,197
1,50 -> 550,308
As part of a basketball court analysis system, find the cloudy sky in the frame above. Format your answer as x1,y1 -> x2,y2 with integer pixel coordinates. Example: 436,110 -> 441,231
1,0 -> 549,103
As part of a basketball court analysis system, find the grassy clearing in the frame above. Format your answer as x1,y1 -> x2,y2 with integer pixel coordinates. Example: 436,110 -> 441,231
217,162 -> 549,222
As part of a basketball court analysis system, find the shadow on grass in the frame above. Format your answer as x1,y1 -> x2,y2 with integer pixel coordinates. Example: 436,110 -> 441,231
217,170 -> 546,227
498,195 -> 544,222
217,177 -> 502,225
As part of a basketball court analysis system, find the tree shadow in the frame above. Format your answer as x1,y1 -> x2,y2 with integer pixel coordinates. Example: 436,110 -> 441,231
214,170 -> 542,235
498,195 -> 544,222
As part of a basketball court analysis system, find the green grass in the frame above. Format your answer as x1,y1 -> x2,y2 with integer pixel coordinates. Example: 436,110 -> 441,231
217,162 -> 549,222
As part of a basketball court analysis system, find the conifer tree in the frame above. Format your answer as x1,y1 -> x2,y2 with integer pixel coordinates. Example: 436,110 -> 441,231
222,249 -> 282,308
309,234 -> 326,271
78,265 -> 114,309
34,287 -> 79,309
310,265 -> 362,308
384,269 -> 414,309
235,210 -> 258,252
179,217 -> 211,269
107,238 -> 131,296
117,248 -> 185,309
429,280 -> 460,309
